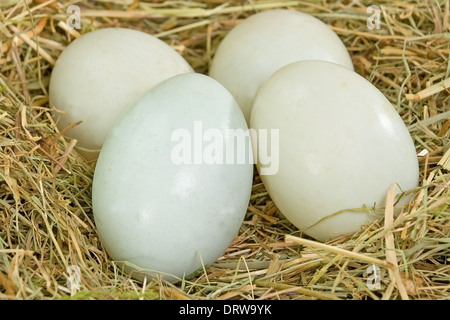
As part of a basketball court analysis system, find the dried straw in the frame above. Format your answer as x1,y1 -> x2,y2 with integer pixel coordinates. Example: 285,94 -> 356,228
1,0 -> 449,300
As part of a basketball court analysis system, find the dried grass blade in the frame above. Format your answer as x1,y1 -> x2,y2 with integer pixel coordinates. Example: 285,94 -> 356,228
382,184 -> 410,300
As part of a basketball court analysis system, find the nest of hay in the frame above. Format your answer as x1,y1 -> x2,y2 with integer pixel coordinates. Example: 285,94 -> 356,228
0,0 -> 449,300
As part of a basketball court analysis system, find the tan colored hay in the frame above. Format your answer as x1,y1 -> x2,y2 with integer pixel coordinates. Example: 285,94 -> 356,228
0,0 -> 449,300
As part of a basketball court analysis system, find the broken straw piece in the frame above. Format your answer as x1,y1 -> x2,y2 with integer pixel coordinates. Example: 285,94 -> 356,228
406,77 -> 450,101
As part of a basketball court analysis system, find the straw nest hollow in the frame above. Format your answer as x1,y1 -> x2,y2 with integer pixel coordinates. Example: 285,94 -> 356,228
0,0 -> 449,300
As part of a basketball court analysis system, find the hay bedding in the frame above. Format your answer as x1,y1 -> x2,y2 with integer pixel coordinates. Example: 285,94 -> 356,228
0,0 -> 449,300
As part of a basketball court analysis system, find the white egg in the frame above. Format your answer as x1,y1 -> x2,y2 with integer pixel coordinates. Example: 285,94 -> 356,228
250,60 -> 419,242
92,73 -> 253,282
209,9 -> 354,123
49,28 -> 193,159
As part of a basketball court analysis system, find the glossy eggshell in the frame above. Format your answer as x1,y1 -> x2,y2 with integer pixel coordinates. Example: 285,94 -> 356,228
92,73 -> 253,282
209,9 -> 354,124
250,60 -> 419,242
49,28 -> 193,159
